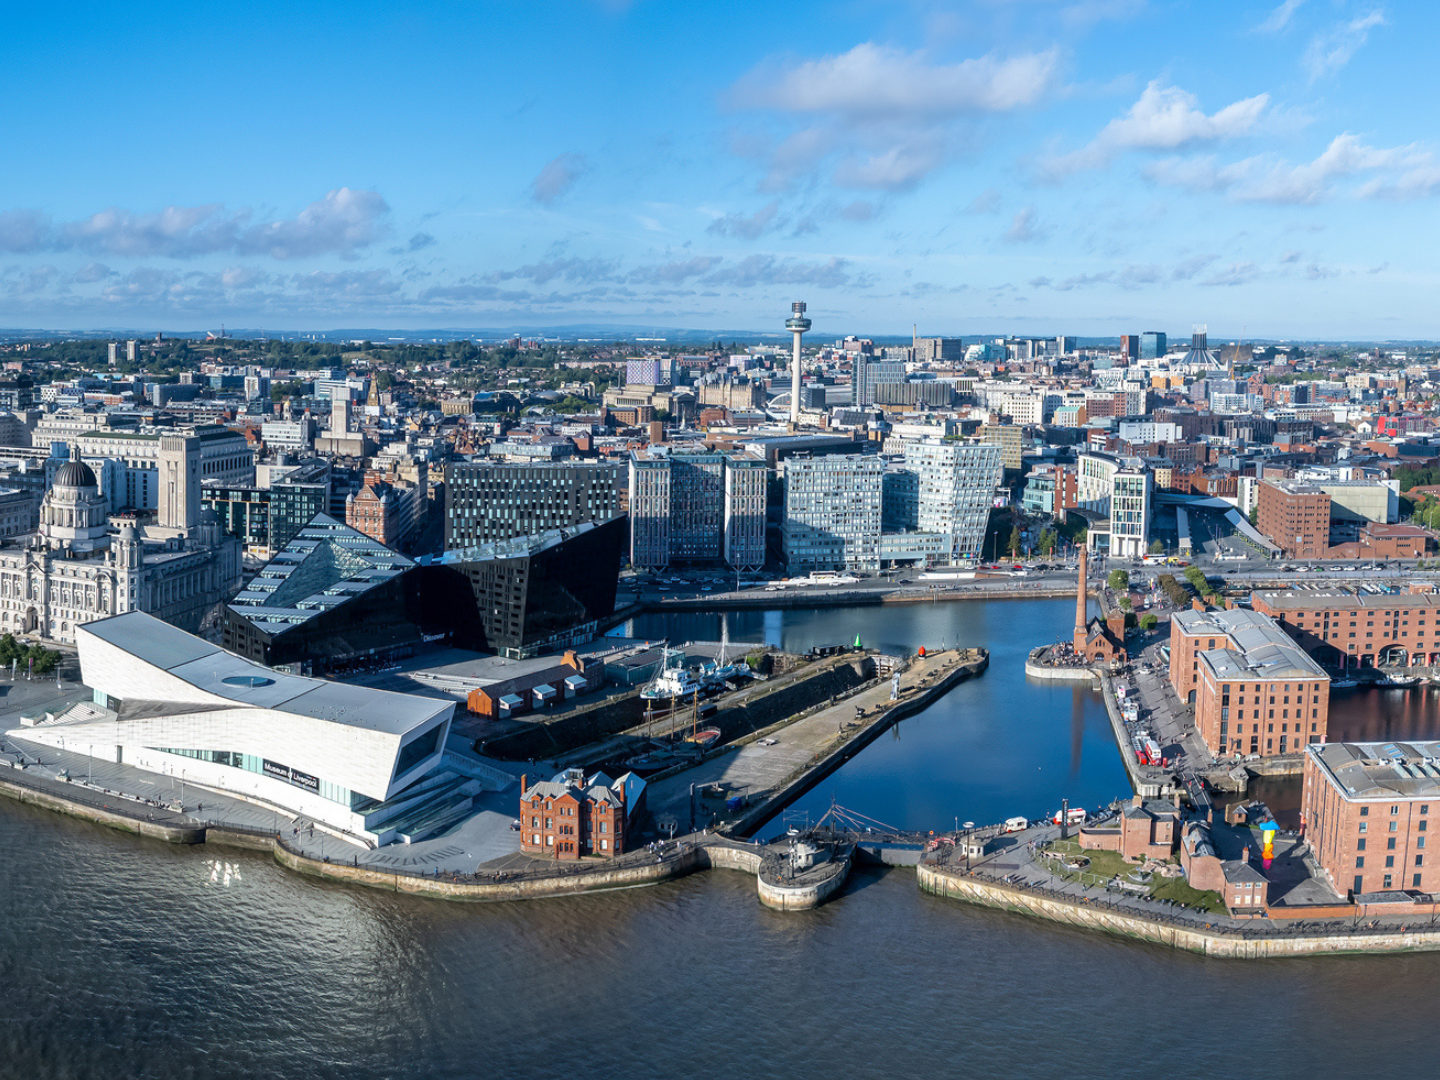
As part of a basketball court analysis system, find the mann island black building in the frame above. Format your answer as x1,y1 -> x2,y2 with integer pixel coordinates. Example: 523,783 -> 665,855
223,512 -> 625,672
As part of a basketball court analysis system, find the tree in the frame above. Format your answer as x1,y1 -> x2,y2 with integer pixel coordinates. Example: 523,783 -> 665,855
1008,526 -> 1022,557
1148,539 -> 1164,555
1140,613 -> 1158,632
1038,527 -> 1057,555
1248,506 -> 1259,526
1118,596 -> 1133,612
1108,569 -> 1130,591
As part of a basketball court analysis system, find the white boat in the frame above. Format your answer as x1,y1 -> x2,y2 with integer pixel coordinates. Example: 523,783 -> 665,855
640,647 -> 704,700
1330,677 -> 1358,689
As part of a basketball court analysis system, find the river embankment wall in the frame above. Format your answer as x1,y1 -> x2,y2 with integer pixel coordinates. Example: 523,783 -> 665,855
918,863 -> 1440,958
0,770 -> 204,844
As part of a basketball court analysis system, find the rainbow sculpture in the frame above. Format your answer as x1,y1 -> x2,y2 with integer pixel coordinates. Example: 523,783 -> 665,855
1260,819 -> 1279,871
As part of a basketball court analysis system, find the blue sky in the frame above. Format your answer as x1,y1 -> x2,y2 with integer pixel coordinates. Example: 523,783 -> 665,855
2,0 -> 1437,338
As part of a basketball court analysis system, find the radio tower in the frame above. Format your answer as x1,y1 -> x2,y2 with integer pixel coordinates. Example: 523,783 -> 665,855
786,300 -> 811,428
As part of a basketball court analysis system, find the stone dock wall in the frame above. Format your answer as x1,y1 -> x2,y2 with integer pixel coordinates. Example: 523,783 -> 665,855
727,650 -> 989,838
0,770 -> 204,845
918,863 -> 1440,958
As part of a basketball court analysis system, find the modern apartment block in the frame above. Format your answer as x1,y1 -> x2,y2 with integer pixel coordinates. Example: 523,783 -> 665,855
1303,741 -> 1440,899
1076,451 -> 1152,559
202,459 -> 331,556
852,356 -> 905,407
628,449 -> 766,570
445,461 -> 622,549
883,440 -> 1002,563
782,453 -> 883,573
1169,607 -> 1330,759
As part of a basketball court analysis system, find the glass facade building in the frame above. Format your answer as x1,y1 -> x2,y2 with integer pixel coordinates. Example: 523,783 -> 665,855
444,461 -> 622,549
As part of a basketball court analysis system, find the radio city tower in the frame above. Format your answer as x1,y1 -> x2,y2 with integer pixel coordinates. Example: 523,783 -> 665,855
785,300 -> 811,428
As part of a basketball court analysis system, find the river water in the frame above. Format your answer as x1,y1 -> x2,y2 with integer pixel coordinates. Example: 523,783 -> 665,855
4,598 -> 1440,1079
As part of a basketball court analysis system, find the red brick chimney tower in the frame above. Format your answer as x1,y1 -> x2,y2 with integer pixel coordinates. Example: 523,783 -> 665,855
1074,545 -> 1089,651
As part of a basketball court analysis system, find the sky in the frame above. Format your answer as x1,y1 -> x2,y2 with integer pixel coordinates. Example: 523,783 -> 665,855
3,0 -> 1438,339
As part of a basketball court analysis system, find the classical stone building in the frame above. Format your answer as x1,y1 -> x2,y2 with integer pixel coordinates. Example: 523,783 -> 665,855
0,458 -> 241,645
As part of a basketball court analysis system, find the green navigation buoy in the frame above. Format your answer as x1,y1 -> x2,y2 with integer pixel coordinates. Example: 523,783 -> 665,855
853,634 -> 863,649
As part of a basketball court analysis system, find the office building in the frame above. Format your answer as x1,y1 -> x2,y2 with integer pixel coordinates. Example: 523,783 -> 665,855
1169,607 -> 1330,759
519,768 -> 647,860
852,356 -> 905,407
1140,331 -> 1167,360
1257,479 -> 1330,559
202,459 -> 331,557
0,457 -> 240,645
912,337 -> 964,363
628,449 -> 766,570
782,454 -> 883,573
71,425 -> 253,519
1119,335 -> 1140,362
223,514 -> 424,673
1076,452 -> 1152,559
445,461 -> 622,549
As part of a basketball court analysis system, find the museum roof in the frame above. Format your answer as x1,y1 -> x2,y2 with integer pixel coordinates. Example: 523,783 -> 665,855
80,611 -> 444,735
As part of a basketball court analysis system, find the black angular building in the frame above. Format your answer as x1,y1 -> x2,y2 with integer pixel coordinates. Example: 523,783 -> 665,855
435,514 -> 625,658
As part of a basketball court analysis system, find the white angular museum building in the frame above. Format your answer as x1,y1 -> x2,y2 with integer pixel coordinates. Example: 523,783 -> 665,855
11,611 -> 464,845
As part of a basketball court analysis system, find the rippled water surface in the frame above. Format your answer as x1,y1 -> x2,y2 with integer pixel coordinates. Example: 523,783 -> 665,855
6,599 -> 1440,1078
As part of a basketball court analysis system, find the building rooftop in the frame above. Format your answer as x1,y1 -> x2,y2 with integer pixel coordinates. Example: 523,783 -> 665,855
1308,740 -> 1440,801
1254,588 -> 1440,612
1176,606 -> 1329,681
435,513 -> 624,565
229,513 -> 413,632
80,611 -> 444,735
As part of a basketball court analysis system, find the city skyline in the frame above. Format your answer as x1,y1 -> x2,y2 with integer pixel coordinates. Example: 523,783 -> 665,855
4,1 -> 1437,337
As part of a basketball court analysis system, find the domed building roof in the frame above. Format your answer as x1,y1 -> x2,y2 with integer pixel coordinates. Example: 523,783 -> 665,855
53,460 -> 97,489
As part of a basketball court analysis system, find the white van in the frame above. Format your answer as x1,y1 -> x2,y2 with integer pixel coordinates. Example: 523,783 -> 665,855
1004,816 -> 1028,833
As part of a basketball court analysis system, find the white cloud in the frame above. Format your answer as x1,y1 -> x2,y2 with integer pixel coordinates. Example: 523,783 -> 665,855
531,153 -> 587,205
1256,0 -> 1306,33
730,43 -> 1060,193
706,201 -> 781,240
1304,10 -> 1385,81
0,189 -> 390,260
1005,207 -> 1045,243
833,141 -> 946,192
732,43 -> 1060,120
1145,133 -> 1433,204
1042,82 -> 1268,177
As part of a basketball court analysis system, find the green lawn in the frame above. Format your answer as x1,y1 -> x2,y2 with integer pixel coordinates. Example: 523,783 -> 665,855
1044,839 -> 1227,915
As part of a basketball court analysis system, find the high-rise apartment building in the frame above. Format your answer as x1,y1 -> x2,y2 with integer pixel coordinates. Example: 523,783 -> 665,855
852,356 -> 905,407
628,450 -> 767,570
782,454 -> 883,573
445,461 -> 623,550
883,441 -> 1002,563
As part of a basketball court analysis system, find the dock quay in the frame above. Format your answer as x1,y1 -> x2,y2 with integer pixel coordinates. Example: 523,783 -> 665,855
641,647 -> 988,840
1098,671 -> 1176,798
917,854 -> 1440,959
